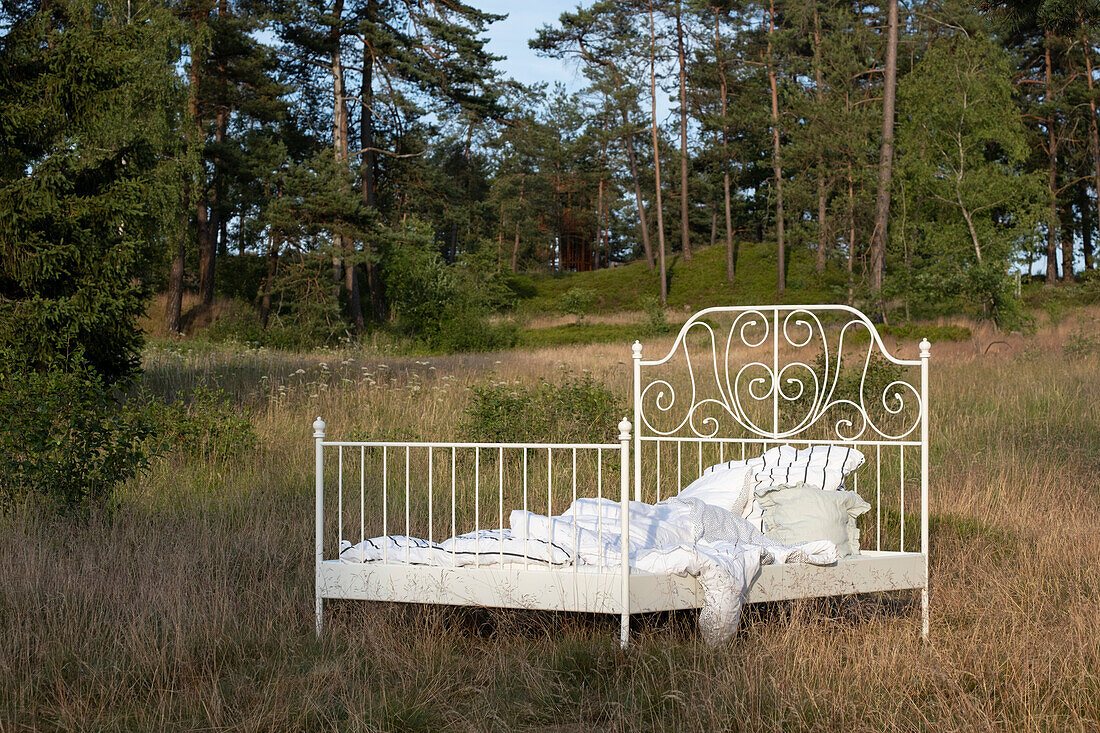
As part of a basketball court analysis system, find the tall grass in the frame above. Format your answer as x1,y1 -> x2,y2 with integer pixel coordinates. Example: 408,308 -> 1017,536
2,312 -> 1099,730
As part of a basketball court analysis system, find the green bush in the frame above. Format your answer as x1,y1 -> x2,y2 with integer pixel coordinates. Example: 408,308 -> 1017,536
384,221 -> 518,353
204,304 -> 348,350
0,363 -> 150,514
516,323 -> 636,349
880,323 -> 972,342
430,317 -> 518,353
463,372 -> 626,444
1063,329 -> 1098,359
559,288 -> 598,323
641,296 -> 672,335
138,384 -> 256,462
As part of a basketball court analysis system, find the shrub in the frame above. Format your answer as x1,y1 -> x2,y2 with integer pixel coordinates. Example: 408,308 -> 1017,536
560,288 -> 598,324
0,362 -> 150,514
463,372 -> 626,444
138,384 -> 256,462
880,323 -> 972,342
384,221 -> 517,353
204,304 -> 347,350
640,296 -> 672,335
1063,329 -> 1098,359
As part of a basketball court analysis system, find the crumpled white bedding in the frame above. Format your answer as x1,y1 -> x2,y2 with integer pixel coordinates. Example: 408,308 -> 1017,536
339,495 -> 836,644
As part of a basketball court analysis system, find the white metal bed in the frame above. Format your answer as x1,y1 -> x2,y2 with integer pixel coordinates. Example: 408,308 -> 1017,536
314,305 -> 931,648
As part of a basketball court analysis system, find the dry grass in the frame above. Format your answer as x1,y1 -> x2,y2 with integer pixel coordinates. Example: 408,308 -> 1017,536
2,313 -> 1100,731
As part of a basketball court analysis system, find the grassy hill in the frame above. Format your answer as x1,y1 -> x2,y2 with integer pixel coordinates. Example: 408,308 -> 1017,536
516,240 -> 848,315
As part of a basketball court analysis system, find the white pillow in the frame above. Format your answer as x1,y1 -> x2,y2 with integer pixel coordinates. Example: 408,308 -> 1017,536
753,444 -> 865,492
677,459 -> 757,515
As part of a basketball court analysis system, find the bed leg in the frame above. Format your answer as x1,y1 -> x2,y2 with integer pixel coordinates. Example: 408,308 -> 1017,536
620,613 -> 629,650
921,587 -> 929,642
315,595 -> 323,638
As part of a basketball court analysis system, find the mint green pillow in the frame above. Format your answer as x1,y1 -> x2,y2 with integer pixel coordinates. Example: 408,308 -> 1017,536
755,483 -> 871,557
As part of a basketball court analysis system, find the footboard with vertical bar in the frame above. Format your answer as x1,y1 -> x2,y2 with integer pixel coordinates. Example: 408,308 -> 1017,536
313,420 -> 639,647
314,304 -> 931,648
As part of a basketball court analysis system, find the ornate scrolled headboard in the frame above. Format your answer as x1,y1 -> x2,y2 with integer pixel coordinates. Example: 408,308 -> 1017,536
631,305 -> 931,508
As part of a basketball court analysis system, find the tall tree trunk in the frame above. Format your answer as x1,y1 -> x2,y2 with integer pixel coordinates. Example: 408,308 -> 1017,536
766,0 -> 785,297
511,179 -> 524,273
812,2 -> 830,275
714,8 -> 735,283
1061,199 -> 1076,283
200,108 -> 227,306
165,188 -> 188,335
649,3 -> 668,304
1085,25 -> 1099,271
1082,186 -> 1094,271
331,0 -> 362,331
1045,33 -> 1060,288
260,230 -> 279,329
361,14 -> 385,322
676,2 -> 692,261
621,107 -> 654,269
330,10 -> 343,298
870,0 -> 898,296
597,176 -> 605,269
188,49 -> 209,313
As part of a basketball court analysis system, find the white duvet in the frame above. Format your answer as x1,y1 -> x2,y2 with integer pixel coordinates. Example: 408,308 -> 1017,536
339,495 -> 836,644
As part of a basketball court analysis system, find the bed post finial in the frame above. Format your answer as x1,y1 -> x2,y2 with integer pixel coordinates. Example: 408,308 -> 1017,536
919,338 -> 931,359
313,416 -> 326,438
632,340 -> 642,359
618,417 -> 632,441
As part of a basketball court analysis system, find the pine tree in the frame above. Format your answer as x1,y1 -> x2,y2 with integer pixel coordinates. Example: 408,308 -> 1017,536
0,0 -> 185,382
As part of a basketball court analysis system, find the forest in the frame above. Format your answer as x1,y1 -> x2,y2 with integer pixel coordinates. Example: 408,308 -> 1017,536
5,3 -> 1100,728
5,0 -> 1100,368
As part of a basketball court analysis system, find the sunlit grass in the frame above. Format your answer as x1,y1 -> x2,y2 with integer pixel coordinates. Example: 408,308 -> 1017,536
2,307 -> 1099,729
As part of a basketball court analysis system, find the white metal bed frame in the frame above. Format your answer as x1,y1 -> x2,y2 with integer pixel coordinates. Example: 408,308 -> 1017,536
314,305 -> 931,648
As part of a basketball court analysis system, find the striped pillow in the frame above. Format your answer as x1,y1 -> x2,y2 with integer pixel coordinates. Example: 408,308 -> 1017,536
753,444 -> 865,493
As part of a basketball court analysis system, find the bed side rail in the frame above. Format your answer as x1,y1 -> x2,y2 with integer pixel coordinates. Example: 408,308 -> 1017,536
312,422 -> 632,566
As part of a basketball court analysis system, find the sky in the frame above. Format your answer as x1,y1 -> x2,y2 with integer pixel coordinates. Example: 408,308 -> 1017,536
476,2 -> 586,92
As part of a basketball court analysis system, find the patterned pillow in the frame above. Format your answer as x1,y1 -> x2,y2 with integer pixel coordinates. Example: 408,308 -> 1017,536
753,444 -> 865,492
677,459 -> 758,516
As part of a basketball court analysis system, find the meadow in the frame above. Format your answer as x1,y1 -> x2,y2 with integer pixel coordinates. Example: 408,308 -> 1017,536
2,308 -> 1099,731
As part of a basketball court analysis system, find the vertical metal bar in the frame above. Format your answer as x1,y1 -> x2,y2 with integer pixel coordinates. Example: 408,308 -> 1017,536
382,446 -> 388,563
619,419 -> 632,650
656,441 -> 661,503
313,417 -> 325,637
572,448 -> 578,567
772,308 -> 779,435
876,445 -> 882,552
428,447 -> 433,546
523,447 -> 528,568
900,445 -> 905,552
597,447 -> 603,572
474,447 -> 480,560
677,441 -> 682,495
697,440 -> 702,477
677,442 -> 682,496
499,447 -> 504,565
920,338 -> 931,640
451,447 -> 456,565
359,445 -> 365,555
337,446 -> 343,551
547,447 -> 553,568
632,341 -> 643,503
405,446 -> 410,564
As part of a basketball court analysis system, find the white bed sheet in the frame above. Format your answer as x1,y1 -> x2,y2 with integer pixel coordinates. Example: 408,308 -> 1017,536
339,496 -> 836,644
